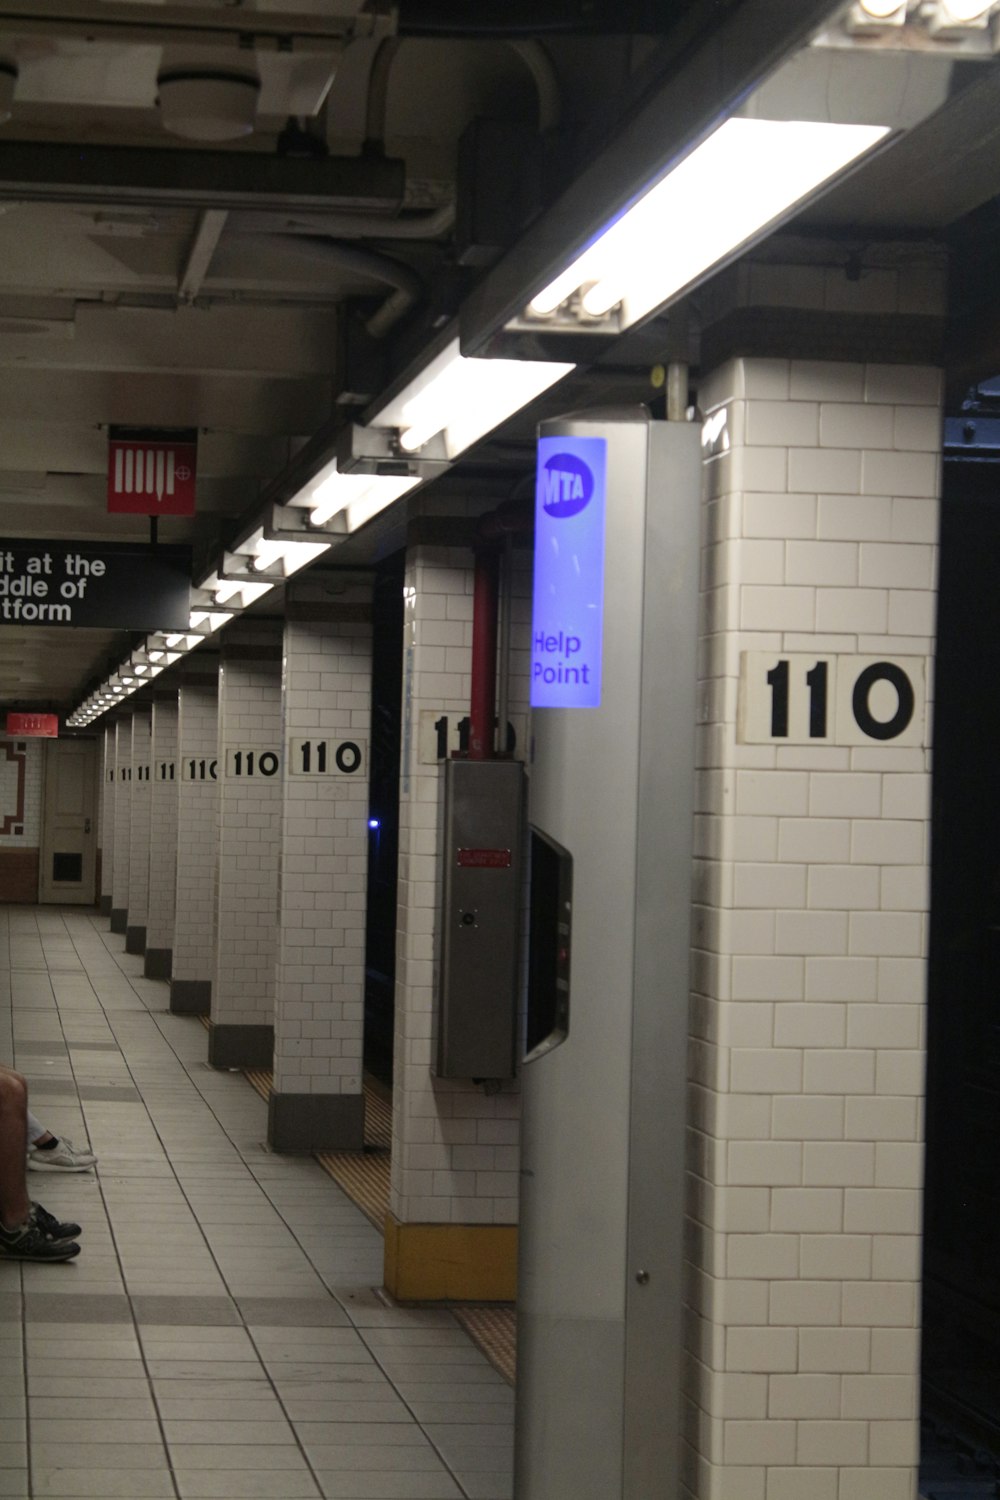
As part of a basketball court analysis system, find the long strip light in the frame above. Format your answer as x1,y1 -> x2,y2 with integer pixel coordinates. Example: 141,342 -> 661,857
370,337 -> 574,459
309,470 -> 421,529
525,118 -> 890,331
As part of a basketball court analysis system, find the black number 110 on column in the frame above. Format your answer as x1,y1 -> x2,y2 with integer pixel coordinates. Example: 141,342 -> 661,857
766,660 -> 829,739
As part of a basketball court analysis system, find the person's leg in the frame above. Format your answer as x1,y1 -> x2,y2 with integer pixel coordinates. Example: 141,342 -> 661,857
0,1067 -> 80,1261
0,1067 -> 30,1228
26,1109 -> 47,1145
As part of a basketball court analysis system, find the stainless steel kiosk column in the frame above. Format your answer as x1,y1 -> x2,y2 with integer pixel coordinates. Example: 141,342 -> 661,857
516,410 -> 701,1499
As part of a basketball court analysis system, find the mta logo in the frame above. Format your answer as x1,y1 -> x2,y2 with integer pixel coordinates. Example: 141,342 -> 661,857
539,453 -> 594,519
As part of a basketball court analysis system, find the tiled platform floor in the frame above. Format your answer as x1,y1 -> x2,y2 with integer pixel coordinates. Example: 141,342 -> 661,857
0,906 -> 514,1500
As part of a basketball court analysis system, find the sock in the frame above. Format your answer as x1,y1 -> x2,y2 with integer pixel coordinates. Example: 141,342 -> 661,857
35,1138 -> 58,1151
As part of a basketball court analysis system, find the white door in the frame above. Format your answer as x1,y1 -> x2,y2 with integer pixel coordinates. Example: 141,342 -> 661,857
39,738 -> 97,904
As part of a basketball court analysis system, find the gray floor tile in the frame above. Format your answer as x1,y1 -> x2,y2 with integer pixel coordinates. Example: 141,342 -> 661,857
174,1473 -> 322,1498
312,1474 -> 462,1499
161,1419 -> 296,1445
31,1470 -> 176,1497
3,911 -> 515,1499
23,1296 -> 133,1323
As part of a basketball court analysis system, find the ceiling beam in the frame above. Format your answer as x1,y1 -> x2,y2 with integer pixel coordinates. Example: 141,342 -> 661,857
0,142 -> 406,213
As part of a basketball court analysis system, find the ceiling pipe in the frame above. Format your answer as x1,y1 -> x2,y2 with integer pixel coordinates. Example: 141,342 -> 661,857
247,232 -> 423,336
232,202 -> 455,241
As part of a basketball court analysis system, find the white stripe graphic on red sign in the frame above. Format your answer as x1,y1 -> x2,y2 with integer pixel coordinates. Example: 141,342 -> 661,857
112,447 -> 176,503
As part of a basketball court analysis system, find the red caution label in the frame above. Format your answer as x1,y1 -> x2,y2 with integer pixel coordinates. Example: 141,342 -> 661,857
456,848 -> 511,869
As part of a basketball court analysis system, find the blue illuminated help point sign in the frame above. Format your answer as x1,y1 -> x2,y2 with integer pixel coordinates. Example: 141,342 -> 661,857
531,435 -> 607,709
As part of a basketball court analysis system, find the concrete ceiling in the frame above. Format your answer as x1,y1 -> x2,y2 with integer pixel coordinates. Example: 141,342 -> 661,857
1,0 -> 1000,719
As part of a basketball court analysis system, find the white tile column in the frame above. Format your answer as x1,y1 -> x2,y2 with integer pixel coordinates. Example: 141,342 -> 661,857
209,621 -> 283,1070
268,585 -> 373,1151
386,540 -> 531,1301
100,723 -> 115,916
125,707 -> 152,954
683,356 -> 940,1500
109,716 -> 132,935
170,672 -> 219,1016
145,693 -> 178,980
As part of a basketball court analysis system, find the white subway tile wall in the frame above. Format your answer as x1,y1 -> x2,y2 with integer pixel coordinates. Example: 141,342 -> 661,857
100,725 -> 115,901
390,544 -> 531,1227
146,697 -> 178,956
173,680 -> 219,985
214,626 -> 282,1034
127,709 -> 152,931
111,718 -> 131,914
273,602 -> 372,1097
685,358 -> 939,1500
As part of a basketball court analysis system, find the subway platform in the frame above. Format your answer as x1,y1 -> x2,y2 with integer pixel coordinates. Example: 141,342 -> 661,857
0,905 -> 513,1500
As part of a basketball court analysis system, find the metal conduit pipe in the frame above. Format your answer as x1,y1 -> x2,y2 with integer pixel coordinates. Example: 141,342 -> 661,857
468,498 -> 533,760
239,201 -> 455,241
468,547 -> 500,761
247,233 -> 423,336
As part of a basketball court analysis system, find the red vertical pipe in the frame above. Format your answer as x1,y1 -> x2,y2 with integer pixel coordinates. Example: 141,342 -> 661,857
468,546 -> 499,760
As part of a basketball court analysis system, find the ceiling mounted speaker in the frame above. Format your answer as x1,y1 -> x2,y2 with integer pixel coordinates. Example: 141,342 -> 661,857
157,70 -> 260,142
0,63 -> 17,126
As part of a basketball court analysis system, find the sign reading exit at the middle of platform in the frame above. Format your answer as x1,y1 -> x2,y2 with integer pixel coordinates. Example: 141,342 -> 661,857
531,435 -> 607,709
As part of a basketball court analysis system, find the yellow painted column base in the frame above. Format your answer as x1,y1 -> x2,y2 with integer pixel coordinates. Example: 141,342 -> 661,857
383,1213 -> 518,1302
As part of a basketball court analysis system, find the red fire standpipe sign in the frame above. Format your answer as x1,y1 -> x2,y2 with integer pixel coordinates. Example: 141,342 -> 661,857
107,428 -> 197,516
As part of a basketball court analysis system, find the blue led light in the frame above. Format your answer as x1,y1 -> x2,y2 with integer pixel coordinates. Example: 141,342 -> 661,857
531,434 -> 607,709
368,817 -> 381,830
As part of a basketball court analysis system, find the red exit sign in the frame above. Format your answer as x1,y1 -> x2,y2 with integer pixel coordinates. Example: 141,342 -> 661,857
6,713 -> 58,737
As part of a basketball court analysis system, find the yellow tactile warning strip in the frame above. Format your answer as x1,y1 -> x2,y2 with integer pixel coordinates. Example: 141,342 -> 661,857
243,1066 -> 271,1102
241,1066 -> 392,1229
453,1305 -> 517,1386
238,1062 -> 517,1379
314,1148 -> 391,1231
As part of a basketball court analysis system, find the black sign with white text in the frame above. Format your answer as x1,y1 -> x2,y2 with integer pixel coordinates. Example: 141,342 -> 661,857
0,539 -> 191,628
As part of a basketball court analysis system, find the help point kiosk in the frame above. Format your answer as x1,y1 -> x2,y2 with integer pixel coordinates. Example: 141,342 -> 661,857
516,409 -> 701,1498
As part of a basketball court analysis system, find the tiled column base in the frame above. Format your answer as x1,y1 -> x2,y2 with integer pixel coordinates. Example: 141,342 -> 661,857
267,1091 -> 365,1153
208,1022 -> 273,1070
124,924 -> 146,955
109,908 -> 127,934
99,895 -> 112,916
144,947 -> 172,980
169,979 -> 210,1015
383,1214 -> 517,1302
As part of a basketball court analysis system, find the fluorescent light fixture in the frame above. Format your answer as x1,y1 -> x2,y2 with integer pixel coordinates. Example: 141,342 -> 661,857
938,0 -> 993,16
308,471 -> 421,531
213,577 -> 274,607
857,0 -> 906,14
371,337 -> 573,459
251,538 -> 332,576
526,118 -> 890,332
190,609 -> 231,632
165,633 -> 184,648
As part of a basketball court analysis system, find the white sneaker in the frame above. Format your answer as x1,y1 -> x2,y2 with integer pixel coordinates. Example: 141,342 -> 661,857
27,1137 -> 98,1172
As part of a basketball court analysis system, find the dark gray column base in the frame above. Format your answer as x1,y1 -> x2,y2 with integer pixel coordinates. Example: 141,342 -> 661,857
125,925 -> 146,955
208,1024 -> 274,1070
99,895 -> 112,916
170,979 -> 211,1015
109,908 -> 127,934
145,948 -> 173,981
268,1092 -> 366,1153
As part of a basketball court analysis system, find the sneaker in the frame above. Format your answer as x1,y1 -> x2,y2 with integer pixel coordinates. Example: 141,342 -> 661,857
31,1202 -> 82,1241
27,1137 -> 97,1172
0,1209 -> 80,1262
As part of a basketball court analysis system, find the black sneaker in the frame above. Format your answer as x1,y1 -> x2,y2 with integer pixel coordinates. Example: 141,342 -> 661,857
32,1202 -> 82,1241
0,1209 -> 80,1262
